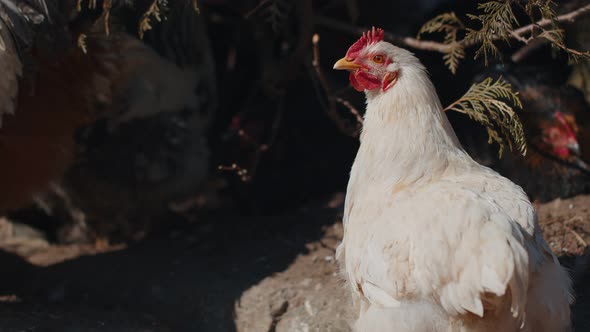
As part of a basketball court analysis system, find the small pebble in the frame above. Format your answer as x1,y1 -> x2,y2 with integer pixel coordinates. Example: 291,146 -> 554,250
304,300 -> 314,316
301,278 -> 312,287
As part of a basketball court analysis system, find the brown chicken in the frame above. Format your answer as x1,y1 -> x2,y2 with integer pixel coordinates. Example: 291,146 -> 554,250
0,10 -> 122,212
0,0 -> 212,219
462,65 -> 590,202
0,0 -> 214,242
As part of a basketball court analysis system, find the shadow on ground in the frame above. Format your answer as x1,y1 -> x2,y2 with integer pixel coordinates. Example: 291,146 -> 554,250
0,198 -> 343,331
1,195 -> 590,331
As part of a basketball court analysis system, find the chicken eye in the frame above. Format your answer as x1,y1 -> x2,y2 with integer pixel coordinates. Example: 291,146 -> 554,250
372,54 -> 385,64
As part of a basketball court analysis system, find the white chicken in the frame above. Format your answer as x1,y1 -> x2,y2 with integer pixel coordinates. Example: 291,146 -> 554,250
333,27 -> 573,332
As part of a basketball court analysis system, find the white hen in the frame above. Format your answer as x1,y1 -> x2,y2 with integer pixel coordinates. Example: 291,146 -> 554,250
333,27 -> 573,332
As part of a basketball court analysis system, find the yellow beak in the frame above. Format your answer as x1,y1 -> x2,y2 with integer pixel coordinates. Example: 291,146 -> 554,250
333,58 -> 362,71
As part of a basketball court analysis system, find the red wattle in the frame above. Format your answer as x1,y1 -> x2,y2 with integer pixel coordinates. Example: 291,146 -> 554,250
349,72 -> 364,92
350,71 -> 380,92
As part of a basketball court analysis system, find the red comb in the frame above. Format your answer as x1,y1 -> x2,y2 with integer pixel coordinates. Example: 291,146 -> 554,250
346,27 -> 385,59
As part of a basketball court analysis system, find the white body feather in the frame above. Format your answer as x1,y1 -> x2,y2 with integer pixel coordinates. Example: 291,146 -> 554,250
338,45 -> 573,332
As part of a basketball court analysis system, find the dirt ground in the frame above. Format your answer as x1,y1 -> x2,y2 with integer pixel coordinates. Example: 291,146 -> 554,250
0,193 -> 588,331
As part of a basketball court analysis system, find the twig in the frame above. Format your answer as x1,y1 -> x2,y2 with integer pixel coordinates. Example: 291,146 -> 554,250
248,92 -> 285,181
568,228 -> 588,248
223,92 -> 286,184
77,33 -> 88,54
102,0 -> 112,36
443,97 -> 460,113
566,215 -> 585,225
244,0 -> 273,18
310,33 -> 361,137
315,4 -> 590,54
314,15 -> 453,53
511,38 -> 547,62
564,216 -> 588,249
335,97 -> 363,125
509,31 -> 530,45
218,163 -> 251,182
138,0 -> 162,39
512,4 -> 590,37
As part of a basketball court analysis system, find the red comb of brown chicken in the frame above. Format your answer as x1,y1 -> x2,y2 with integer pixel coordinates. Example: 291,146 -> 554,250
461,65 -> 590,202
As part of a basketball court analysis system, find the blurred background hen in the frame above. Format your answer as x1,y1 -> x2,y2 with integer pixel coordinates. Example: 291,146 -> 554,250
0,0 -> 215,242
459,64 -> 590,202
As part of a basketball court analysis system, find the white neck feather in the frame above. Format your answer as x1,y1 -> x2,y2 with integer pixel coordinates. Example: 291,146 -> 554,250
351,65 -> 470,188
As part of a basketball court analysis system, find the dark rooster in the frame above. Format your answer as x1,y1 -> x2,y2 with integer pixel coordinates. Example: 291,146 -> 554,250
0,0 -> 119,212
0,0 -> 215,242
52,3 -> 216,242
461,65 -> 590,202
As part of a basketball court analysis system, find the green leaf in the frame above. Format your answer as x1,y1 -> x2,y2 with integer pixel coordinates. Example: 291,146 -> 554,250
445,76 -> 526,157
465,1 -> 517,66
417,12 -> 465,74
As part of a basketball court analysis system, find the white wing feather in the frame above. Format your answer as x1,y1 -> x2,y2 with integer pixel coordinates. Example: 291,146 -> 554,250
343,171 -> 538,325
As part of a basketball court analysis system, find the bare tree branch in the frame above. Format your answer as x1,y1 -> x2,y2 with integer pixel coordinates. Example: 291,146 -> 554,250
244,0 -> 272,19
511,3 -> 590,38
335,97 -> 363,126
314,15 -> 453,53
309,33 -> 361,137
511,38 -> 547,62
315,3 -> 590,54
